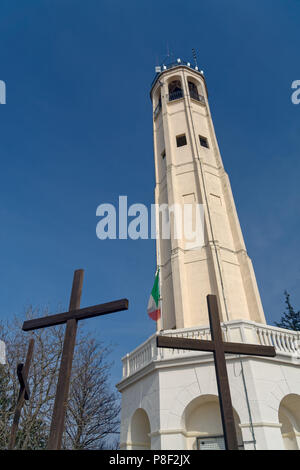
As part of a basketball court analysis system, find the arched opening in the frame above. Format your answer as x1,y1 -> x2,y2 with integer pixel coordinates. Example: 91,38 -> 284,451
168,79 -> 183,101
187,77 -> 204,103
278,394 -> 300,450
182,395 -> 243,450
188,81 -> 200,101
128,408 -> 151,450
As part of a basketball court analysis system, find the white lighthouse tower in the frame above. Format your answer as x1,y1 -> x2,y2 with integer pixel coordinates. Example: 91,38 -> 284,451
117,60 -> 300,450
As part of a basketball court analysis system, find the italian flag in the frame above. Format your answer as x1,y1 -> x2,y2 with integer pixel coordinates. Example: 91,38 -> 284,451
147,269 -> 161,321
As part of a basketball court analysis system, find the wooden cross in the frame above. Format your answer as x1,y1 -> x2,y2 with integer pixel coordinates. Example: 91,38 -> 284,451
9,338 -> 35,450
22,269 -> 128,450
156,294 -> 276,450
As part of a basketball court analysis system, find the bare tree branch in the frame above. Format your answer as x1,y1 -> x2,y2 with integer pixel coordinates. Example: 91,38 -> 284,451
0,307 -> 120,449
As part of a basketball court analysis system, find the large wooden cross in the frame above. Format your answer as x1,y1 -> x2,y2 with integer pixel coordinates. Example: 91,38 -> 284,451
22,269 -> 128,450
156,294 -> 276,450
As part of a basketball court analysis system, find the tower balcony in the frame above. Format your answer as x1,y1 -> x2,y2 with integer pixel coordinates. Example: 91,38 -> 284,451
120,321 -> 300,381
169,89 -> 184,101
166,89 -> 206,104
189,89 -> 206,103
153,88 -> 206,120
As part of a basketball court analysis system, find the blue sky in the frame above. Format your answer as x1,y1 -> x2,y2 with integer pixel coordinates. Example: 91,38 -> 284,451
0,0 -> 299,386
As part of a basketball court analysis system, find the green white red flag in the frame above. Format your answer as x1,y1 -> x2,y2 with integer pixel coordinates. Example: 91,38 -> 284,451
147,269 -> 161,321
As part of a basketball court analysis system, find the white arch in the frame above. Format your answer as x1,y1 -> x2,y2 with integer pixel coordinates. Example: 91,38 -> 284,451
167,76 -> 183,101
158,368 -> 249,431
128,408 -> 151,450
278,394 -> 300,450
181,394 -> 243,450
166,74 -> 182,86
186,75 -> 203,97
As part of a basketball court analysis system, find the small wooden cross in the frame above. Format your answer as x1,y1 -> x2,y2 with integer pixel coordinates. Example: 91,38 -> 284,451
157,294 -> 276,450
9,338 -> 35,450
22,269 -> 128,450
16,363 -> 31,401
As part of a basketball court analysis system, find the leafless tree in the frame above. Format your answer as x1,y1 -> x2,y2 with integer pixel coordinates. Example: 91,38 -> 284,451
64,336 -> 120,449
0,306 -> 120,449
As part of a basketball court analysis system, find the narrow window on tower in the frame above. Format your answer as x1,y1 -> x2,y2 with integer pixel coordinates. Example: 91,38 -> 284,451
154,95 -> 162,119
161,150 -> 166,172
199,135 -> 209,148
176,134 -> 187,147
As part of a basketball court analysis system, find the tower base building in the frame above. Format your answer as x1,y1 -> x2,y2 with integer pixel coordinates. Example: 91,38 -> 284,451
117,321 -> 300,450
117,61 -> 300,450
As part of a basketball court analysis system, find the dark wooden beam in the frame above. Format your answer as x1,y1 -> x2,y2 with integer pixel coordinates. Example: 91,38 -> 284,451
17,364 -> 31,400
157,335 -> 215,352
156,335 -> 275,357
207,295 -> 238,451
47,269 -> 84,450
22,298 -> 129,332
224,342 -> 275,357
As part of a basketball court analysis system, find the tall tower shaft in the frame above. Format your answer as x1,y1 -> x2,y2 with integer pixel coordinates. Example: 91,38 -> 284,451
151,62 -> 266,329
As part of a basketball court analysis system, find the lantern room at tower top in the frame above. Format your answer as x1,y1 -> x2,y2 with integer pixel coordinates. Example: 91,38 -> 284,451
150,58 -> 207,93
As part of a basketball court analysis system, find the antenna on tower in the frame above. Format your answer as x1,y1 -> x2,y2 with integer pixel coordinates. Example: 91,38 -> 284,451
154,44 -> 175,74
192,48 -> 198,69
161,43 -> 175,66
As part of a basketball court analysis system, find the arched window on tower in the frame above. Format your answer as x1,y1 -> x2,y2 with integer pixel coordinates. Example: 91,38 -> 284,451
168,80 -> 183,101
188,81 -> 200,101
